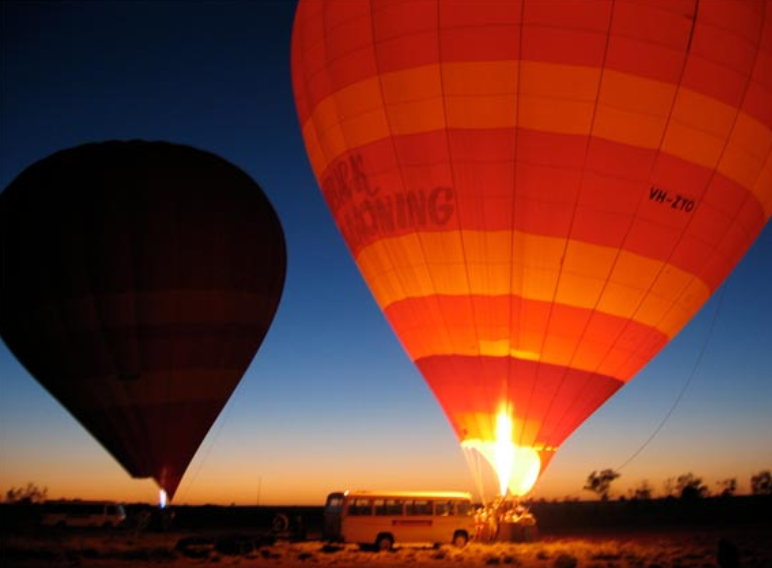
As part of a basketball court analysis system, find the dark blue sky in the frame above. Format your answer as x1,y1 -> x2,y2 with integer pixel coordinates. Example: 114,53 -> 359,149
1,1 -> 770,505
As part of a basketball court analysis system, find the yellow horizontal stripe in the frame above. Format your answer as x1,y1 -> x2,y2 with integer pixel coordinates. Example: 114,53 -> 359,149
404,328 -> 649,380
354,230 -> 711,340
301,61 -> 771,217
393,308 -> 655,382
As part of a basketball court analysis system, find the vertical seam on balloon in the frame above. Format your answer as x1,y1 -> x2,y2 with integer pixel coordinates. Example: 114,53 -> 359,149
579,3 -> 702,387
518,0 -> 618,455
539,0 -> 696,448
138,163 -> 166,495
742,0 -> 772,209
361,0 -> 426,342
425,0 -> 484,460
103,150 -> 148,483
595,0 -> 764,388
432,0 -> 490,458
165,156 -> 181,497
92,160 -> 146,483
627,0 -> 771,381
544,0 -> 767,450
507,0 -> 527,465
563,0 -> 701,413
116,148 -> 146,482
363,0 -> 463,415
304,3 -> 343,223
128,163 -> 148,485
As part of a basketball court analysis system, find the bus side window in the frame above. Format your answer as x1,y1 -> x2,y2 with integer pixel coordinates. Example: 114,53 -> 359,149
457,501 -> 472,516
375,499 -> 403,516
406,499 -> 432,516
348,498 -> 372,516
435,500 -> 455,516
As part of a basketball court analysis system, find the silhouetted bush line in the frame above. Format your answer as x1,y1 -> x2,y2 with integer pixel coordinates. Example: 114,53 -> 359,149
529,495 -> 772,530
2,496 -> 769,535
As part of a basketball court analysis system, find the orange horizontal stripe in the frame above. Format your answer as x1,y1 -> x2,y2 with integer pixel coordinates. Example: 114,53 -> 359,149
386,294 -> 668,384
301,61 -> 771,210
355,230 -> 711,341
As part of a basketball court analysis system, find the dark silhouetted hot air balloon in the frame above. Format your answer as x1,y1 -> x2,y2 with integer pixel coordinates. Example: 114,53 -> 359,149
291,0 -> 772,497
0,141 -> 287,500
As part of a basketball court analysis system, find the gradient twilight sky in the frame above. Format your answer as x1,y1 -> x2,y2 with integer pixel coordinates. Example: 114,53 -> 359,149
1,1 -> 770,507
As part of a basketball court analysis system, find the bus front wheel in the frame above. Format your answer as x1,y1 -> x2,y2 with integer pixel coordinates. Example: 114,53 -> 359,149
452,531 -> 469,548
375,533 -> 394,552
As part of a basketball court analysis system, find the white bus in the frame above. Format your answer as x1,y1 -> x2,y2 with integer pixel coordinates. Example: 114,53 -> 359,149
323,490 -> 476,550
41,500 -> 126,528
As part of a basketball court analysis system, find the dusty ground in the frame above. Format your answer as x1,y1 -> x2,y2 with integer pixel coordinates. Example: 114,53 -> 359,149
3,526 -> 771,568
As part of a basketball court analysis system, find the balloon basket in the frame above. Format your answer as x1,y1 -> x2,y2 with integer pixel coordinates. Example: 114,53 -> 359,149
474,498 -> 538,543
497,516 -> 538,543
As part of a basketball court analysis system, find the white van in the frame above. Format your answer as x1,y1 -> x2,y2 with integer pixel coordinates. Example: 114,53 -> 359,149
41,500 -> 126,528
323,490 -> 476,550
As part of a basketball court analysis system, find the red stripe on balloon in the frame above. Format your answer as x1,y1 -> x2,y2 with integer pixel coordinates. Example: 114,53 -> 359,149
385,295 -> 669,384
292,0 -> 770,126
416,354 -> 623,449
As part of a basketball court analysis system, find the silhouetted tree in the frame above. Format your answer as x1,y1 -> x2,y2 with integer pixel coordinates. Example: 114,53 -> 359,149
716,478 -> 737,497
629,480 -> 653,500
662,477 -> 677,498
676,473 -> 708,499
750,470 -> 772,495
583,469 -> 620,501
5,482 -> 47,504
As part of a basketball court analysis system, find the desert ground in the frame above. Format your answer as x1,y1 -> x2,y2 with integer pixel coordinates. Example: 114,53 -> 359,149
3,525 -> 772,568
3,499 -> 771,568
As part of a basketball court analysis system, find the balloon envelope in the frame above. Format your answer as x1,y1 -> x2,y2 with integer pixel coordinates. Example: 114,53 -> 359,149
0,141 -> 287,499
291,0 -> 772,496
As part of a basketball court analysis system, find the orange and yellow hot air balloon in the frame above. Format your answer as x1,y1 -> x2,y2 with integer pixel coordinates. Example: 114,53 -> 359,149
291,0 -> 772,498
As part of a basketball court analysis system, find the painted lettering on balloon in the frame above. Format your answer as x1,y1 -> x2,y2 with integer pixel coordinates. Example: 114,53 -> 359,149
649,185 -> 696,213
322,154 -> 377,214
339,186 -> 455,250
322,153 -> 456,250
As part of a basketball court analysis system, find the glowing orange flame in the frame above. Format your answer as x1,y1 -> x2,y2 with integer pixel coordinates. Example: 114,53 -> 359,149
461,406 -> 541,497
494,409 -> 514,495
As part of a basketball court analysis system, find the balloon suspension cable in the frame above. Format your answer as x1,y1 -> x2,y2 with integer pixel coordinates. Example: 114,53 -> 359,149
170,402 -> 234,504
615,282 -> 729,473
462,445 -> 489,507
